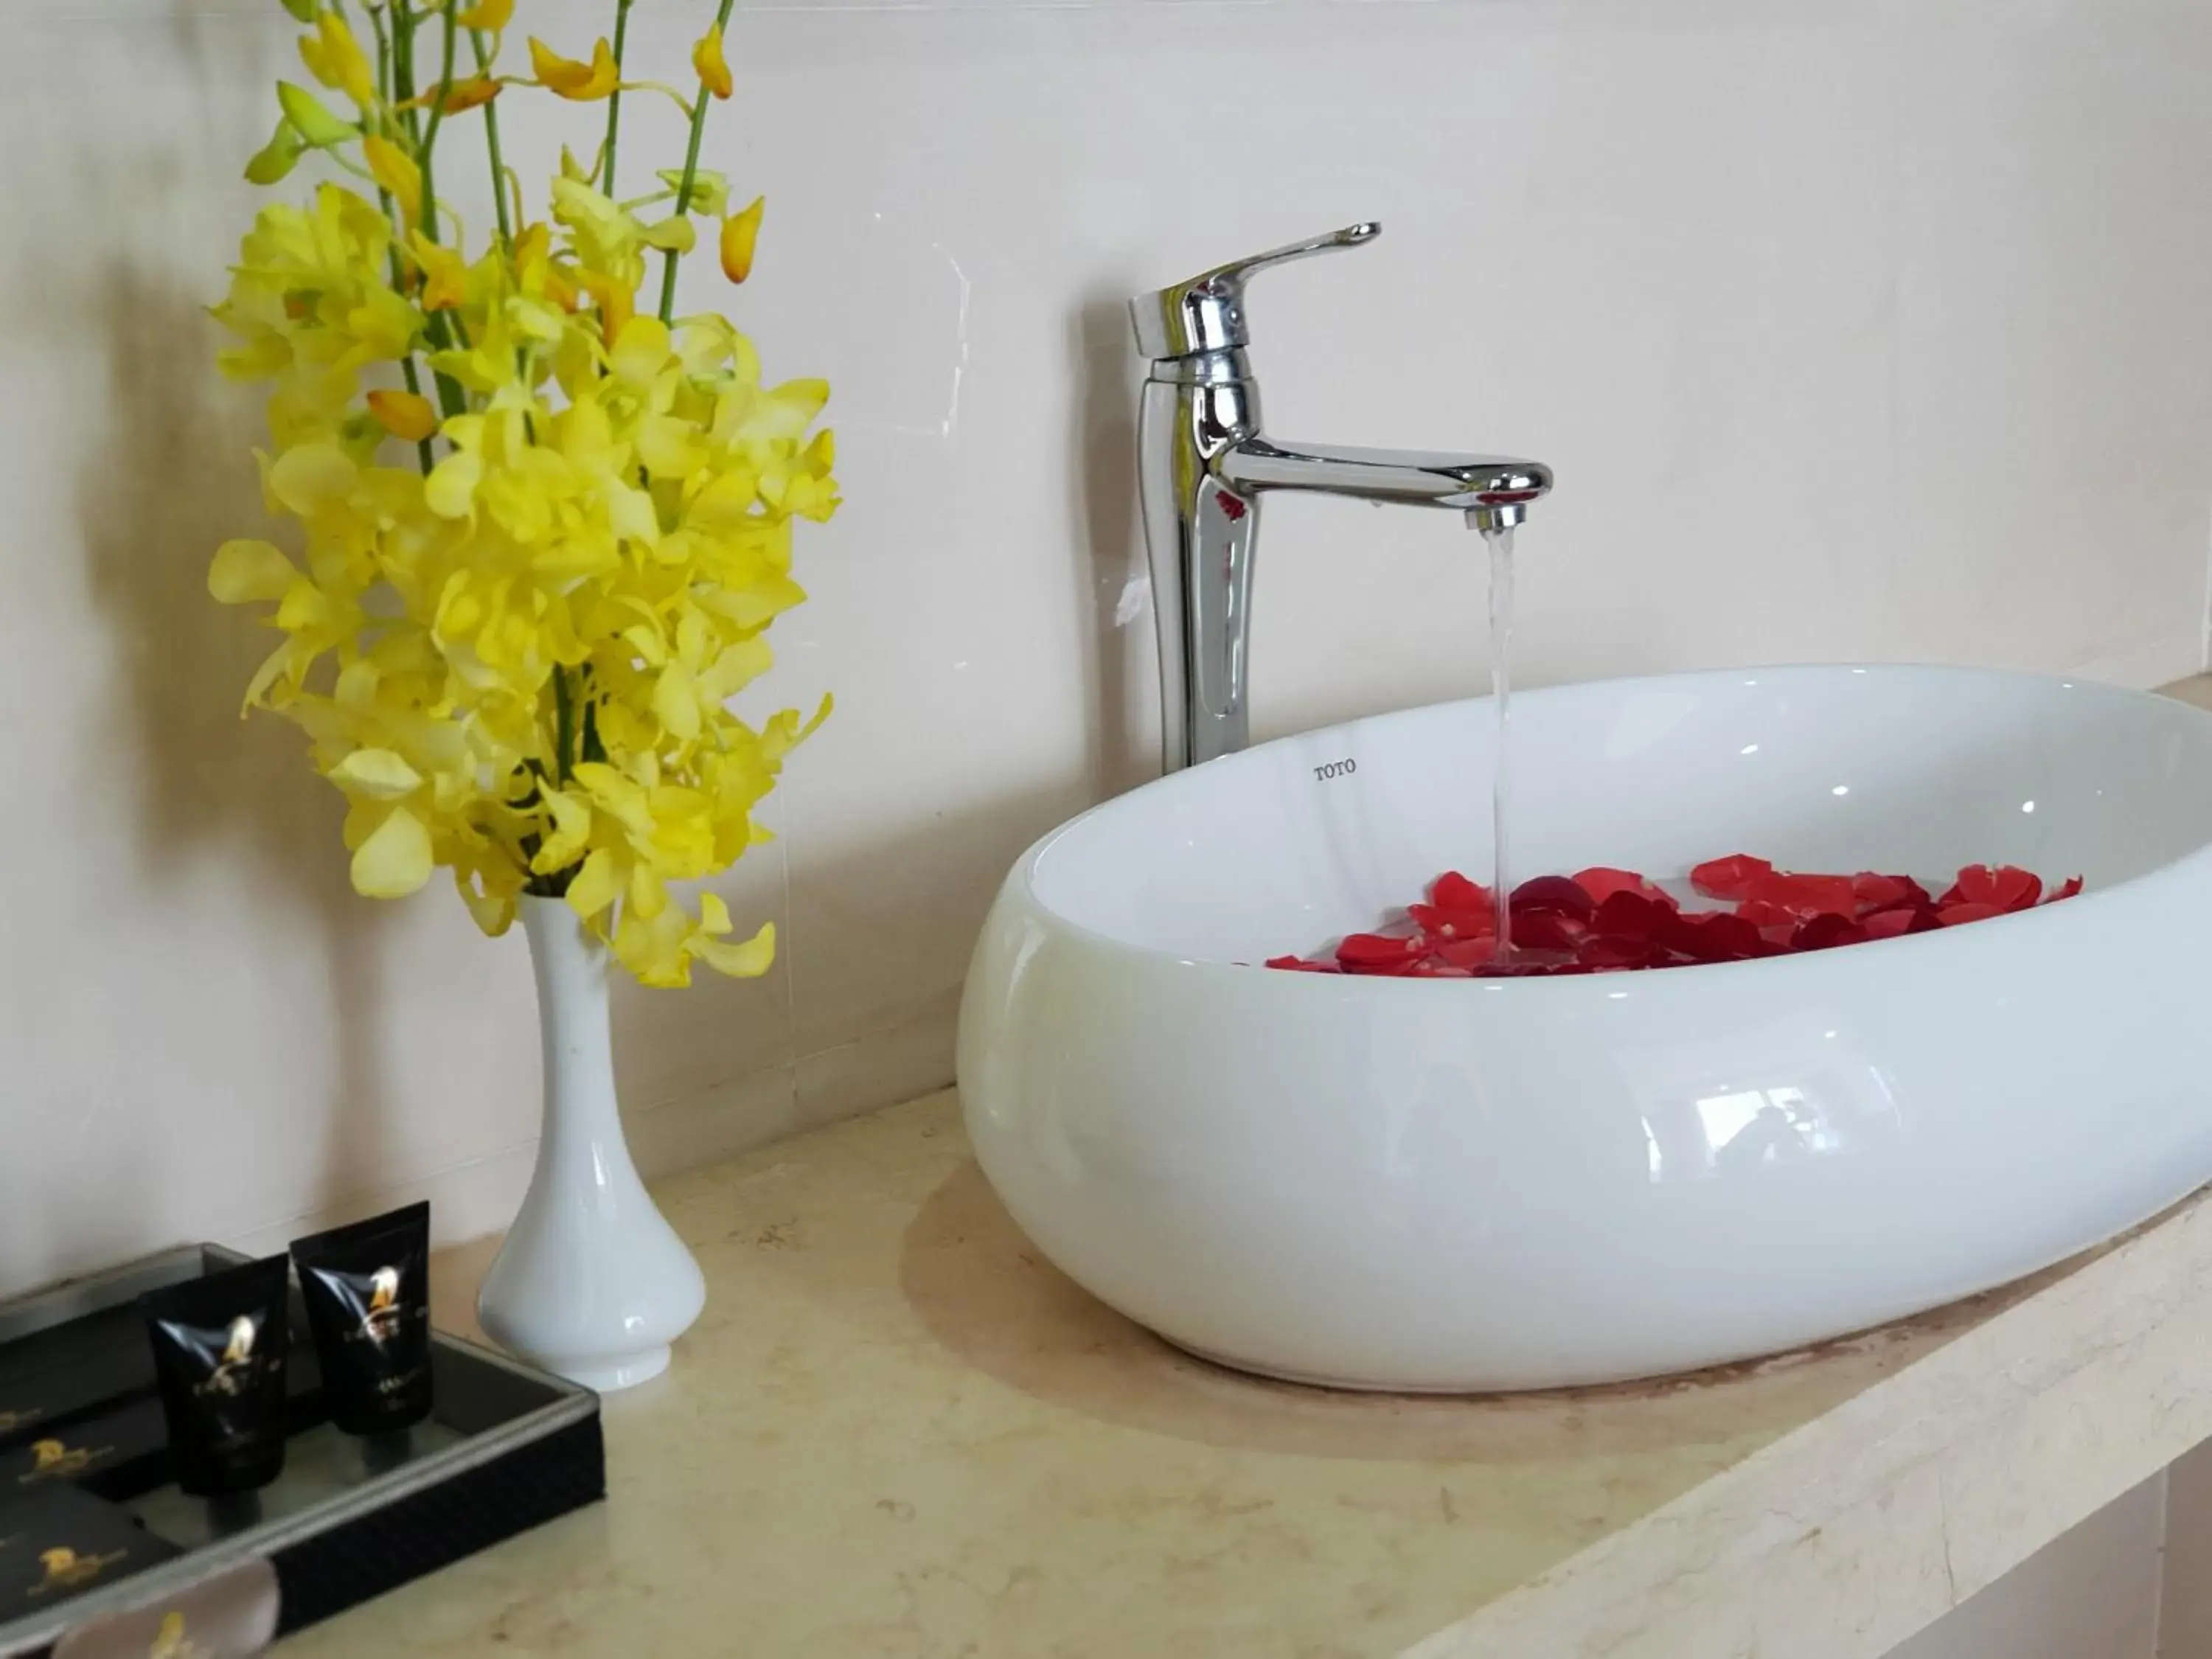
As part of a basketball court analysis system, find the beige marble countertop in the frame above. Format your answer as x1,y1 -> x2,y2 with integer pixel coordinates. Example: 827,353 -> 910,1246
279,1086 -> 2212,1659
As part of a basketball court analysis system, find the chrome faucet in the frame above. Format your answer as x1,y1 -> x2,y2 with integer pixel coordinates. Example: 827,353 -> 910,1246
1129,222 -> 1554,771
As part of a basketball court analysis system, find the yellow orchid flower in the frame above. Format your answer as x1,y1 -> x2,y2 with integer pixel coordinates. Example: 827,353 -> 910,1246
212,21 -> 838,986
364,135 -> 422,228
298,13 -> 376,109
406,232 -> 469,310
692,24 -> 732,100
719,197 -> 764,284
658,168 -> 729,218
366,389 -> 439,443
529,37 -> 620,102
438,76 -> 503,115
275,81 -> 356,148
243,118 -> 306,186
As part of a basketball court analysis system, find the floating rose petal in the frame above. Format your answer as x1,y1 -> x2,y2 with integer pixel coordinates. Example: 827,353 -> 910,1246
1573,866 -> 1676,908
1511,875 -> 1596,921
1410,903 -> 1495,940
1512,910 -> 1587,952
1935,901 -> 2006,927
1579,936 -> 1660,970
1860,908 -> 1921,939
1431,871 -> 1490,912
1792,912 -> 1868,951
1944,864 -> 2042,912
1735,897 -> 1798,931
1743,870 -> 1858,921
1663,910 -> 1767,962
1590,889 -> 1666,943
1432,936 -> 1503,970
1691,854 -> 1773,901
1335,933 -> 1426,970
1852,872 -> 1929,914
1266,858 -> 2084,976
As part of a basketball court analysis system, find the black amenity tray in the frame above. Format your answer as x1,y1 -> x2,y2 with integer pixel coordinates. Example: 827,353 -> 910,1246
0,1243 -> 602,1654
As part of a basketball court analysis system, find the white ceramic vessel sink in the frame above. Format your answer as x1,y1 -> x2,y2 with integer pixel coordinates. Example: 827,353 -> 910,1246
958,666 -> 2212,1391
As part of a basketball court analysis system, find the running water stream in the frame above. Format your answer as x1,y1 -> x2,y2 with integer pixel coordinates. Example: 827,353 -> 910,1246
1482,524 -> 1517,959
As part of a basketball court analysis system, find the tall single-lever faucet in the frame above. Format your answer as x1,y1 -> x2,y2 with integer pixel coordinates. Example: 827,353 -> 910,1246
1129,222 -> 1554,772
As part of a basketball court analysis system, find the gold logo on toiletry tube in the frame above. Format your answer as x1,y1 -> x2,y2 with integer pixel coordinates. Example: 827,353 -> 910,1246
28,1545 -> 125,1596
147,1610 -> 214,1659
361,1265 -> 403,1345
19,1437 -> 109,1484
197,1315 -> 261,1399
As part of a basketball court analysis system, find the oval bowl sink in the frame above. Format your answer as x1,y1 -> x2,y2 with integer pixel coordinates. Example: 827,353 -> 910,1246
956,665 -> 2212,1391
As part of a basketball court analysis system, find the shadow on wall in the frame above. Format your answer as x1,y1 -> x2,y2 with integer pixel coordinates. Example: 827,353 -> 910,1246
1070,293 -> 1160,804
69,266 -> 400,1231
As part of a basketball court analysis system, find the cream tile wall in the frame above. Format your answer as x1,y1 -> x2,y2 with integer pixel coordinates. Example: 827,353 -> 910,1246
2,0 -> 2211,1293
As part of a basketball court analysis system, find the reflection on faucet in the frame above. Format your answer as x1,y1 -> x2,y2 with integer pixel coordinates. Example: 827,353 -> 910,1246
1127,223 -> 1554,772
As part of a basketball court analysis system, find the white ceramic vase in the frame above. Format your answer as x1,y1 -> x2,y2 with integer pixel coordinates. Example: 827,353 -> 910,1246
477,896 -> 705,1391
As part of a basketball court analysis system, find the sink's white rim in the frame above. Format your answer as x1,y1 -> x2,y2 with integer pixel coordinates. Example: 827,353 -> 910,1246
1006,661 -> 2212,990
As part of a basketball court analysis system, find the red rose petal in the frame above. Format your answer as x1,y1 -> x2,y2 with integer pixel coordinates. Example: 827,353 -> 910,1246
1935,901 -> 2006,927
1511,910 -> 1587,951
1432,936 -> 1504,970
1572,866 -> 1675,908
1511,875 -> 1597,921
1279,860 -> 2081,977
1336,932 -> 1426,968
1944,864 -> 2041,911
1430,871 -> 1491,912
1851,872 -> 1932,916
1405,959 -> 1474,978
1792,912 -> 1868,951
1578,936 -> 1660,970
1691,854 -> 1773,901
1590,889 -> 1666,943
1735,897 -> 1798,931
1409,903 -> 1495,940
1658,909 -> 1765,961
1743,871 -> 1859,921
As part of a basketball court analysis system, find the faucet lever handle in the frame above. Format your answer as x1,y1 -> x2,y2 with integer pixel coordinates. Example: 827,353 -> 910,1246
1130,221 -> 1380,361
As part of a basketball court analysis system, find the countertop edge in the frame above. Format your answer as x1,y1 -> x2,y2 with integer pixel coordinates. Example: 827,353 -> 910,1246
1400,1184 -> 2212,1658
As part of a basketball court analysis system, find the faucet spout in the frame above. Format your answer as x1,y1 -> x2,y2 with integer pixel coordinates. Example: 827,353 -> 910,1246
1220,439 -> 1551,520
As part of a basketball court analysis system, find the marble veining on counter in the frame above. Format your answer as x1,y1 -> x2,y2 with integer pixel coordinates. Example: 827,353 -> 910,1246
284,1090 -> 2212,1658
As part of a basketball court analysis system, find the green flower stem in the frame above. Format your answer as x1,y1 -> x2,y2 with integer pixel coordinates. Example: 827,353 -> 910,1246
602,0 -> 636,197
408,1 -> 467,418
389,1 -> 422,149
364,8 -> 436,473
468,29 -> 513,251
414,2 -> 460,240
361,1 -> 394,106
655,0 -> 738,325
552,667 -> 576,785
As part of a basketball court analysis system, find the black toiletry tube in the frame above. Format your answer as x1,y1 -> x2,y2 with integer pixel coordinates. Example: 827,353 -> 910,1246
290,1201 -> 431,1436
137,1256 -> 291,1497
